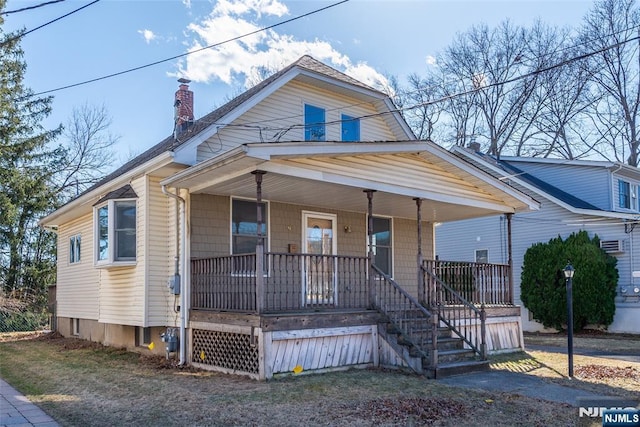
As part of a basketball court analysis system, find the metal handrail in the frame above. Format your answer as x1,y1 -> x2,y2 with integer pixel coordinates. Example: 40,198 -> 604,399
371,264 -> 436,366
422,265 -> 487,360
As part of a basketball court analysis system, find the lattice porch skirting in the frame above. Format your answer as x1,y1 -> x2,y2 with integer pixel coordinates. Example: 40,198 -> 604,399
189,322 -> 379,380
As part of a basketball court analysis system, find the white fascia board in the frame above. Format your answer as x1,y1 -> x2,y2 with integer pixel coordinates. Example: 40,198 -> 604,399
381,98 -> 417,140
425,145 -> 540,211
40,152 -> 175,227
243,141 -> 432,160
499,155 -> 615,168
161,146 -> 248,187
259,162 -> 517,213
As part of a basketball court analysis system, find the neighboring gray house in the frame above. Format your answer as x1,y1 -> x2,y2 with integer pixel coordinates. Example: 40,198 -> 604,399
436,147 -> 640,334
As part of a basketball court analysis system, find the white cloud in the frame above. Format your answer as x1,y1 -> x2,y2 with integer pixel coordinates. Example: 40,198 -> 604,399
171,0 -> 388,91
138,29 -> 157,44
425,55 -> 437,66
182,0 -> 191,8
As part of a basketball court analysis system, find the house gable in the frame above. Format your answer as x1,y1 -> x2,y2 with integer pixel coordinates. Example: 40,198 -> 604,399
173,56 -> 414,165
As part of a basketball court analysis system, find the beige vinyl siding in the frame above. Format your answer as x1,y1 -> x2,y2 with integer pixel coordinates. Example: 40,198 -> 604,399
145,176 -> 178,326
196,80 -> 397,162
189,195 -> 433,299
98,176 -> 146,326
56,213 -> 100,319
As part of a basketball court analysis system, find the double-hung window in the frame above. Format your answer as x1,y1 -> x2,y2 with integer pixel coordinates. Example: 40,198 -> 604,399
231,199 -> 268,254
619,180 -> 631,209
370,216 -> 392,276
618,179 -> 639,210
304,104 -> 325,141
94,187 -> 137,266
341,114 -> 360,141
69,234 -> 81,264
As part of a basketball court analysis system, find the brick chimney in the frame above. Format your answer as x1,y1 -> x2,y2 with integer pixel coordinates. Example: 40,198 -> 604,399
174,78 -> 194,138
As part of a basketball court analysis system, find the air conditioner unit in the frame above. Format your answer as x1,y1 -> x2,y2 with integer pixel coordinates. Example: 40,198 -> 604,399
600,240 -> 624,253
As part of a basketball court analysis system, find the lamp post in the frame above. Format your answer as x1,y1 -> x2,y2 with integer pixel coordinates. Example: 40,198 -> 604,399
563,262 -> 575,378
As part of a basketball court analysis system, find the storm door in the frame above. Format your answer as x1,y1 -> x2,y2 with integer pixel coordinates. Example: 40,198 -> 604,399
302,212 -> 337,306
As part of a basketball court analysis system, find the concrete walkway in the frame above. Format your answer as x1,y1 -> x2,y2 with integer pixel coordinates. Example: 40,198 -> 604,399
0,379 -> 59,427
438,369 -> 606,406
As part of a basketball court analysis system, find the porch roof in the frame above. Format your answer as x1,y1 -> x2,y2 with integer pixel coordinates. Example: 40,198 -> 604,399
161,141 -> 539,222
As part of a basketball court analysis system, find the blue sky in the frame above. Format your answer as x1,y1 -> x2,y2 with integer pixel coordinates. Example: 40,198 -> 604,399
4,0 -> 595,163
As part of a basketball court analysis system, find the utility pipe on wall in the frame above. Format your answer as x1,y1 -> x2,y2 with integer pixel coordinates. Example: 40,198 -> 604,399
162,185 -> 187,365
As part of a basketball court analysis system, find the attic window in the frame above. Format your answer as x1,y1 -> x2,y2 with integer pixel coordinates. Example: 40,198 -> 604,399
304,104 -> 325,141
94,185 -> 138,267
341,114 -> 360,142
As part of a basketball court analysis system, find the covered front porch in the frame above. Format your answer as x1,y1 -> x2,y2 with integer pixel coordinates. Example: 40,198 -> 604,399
161,141 -> 536,379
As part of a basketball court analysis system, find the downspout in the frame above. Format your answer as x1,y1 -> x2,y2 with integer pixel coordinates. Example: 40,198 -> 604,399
162,185 -> 187,365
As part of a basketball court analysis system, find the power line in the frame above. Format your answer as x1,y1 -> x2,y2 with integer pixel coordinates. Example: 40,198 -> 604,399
2,0 -> 66,15
180,32 -> 640,143
0,0 -> 99,48
26,0 -> 351,99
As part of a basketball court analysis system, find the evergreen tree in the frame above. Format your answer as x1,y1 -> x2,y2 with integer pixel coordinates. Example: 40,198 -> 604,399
521,231 -> 618,332
0,0 -> 61,297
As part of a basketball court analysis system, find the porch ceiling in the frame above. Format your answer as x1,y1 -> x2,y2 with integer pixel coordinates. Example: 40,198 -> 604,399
162,141 -> 538,222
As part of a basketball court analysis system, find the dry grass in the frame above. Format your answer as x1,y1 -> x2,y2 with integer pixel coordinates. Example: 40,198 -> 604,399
0,331 -> 638,426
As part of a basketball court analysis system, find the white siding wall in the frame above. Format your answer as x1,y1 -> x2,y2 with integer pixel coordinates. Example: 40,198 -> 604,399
509,161 -> 611,210
146,176 -> 179,327
196,80 -> 397,162
56,213 -> 100,319
436,196 -> 638,332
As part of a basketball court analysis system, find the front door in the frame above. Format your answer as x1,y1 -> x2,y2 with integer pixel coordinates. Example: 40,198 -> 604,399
303,212 -> 337,305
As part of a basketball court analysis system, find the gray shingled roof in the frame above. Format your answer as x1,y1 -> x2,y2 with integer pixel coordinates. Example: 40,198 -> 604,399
82,55 -> 384,199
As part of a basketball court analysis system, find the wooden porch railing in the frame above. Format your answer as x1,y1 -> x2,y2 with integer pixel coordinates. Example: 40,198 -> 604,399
422,259 -> 512,305
191,253 -> 370,313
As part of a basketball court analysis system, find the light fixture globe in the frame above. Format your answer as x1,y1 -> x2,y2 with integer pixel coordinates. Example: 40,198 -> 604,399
563,263 -> 575,279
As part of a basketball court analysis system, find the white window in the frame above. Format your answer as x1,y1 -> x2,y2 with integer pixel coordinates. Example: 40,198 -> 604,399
69,234 -> 81,264
475,249 -> 488,263
231,198 -> 268,254
136,327 -> 152,346
72,318 -> 80,336
370,216 -> 393,276
618,179 -> 639,211
94,199 -> 137,266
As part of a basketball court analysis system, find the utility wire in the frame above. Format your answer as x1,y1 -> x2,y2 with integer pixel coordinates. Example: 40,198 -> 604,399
0,0 -> 99,48
2,0 -> 66,15
178,32 -> 640,142
27,0 -> 350,99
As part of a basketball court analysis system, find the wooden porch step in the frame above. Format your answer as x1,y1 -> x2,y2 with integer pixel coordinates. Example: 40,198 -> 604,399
430,359 -> 490,379
437,348 -> 477,364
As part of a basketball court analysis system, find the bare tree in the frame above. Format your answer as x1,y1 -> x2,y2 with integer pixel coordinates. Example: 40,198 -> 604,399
54,103 -> 118,201
580,0 -> 640,166
518,22 -> 596,159
395,72 -> 444,141
438,21 -> 540,156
